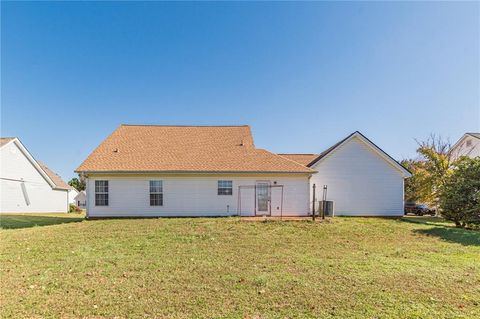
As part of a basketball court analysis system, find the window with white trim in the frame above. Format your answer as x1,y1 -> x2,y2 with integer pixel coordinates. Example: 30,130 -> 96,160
150,180 -> 163,206
218,180 -> 233,195
95,180 -> 109,206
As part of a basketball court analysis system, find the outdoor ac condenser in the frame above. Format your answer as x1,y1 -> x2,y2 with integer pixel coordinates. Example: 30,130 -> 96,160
318,200 -> 335,217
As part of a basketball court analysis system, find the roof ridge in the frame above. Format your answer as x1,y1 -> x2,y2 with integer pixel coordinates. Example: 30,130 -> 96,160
278,153 -> 318,155
259,149 -> 316,172
466,132 -> 480,138
121,124 -> 250,127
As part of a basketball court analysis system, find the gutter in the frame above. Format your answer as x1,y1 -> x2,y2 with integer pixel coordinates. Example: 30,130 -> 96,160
75,170 -> 316,175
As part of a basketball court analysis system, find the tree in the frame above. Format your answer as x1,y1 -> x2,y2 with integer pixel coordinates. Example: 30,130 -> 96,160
402,159 -> 430,203
402,135 -> 455,207
68,177 -> 86,191
439,157 -> 480,228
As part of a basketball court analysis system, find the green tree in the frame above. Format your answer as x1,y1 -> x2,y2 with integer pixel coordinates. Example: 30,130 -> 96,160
68,177 -> 86,191
402,135 -> 454,207
439,157 -> 480,228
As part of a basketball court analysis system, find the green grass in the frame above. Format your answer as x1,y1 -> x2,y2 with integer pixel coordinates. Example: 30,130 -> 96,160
0,214 -> 479,318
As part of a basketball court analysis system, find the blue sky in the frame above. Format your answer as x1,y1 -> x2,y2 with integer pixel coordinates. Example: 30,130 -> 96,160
1,1 -> 479,181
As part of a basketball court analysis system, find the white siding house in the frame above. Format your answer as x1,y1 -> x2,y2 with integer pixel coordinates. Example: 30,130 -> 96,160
68,188 -> 79,205
0,138 -> 69,213
451,133 -> 480,161
76,125 -> 314,218
77,126 -> 410,218
74,190 -> 87,208
84,174 -> 309,217
307,132 -> 411,216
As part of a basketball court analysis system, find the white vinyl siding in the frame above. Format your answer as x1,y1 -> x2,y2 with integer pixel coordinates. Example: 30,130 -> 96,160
452,135 -> 480,160
310,136 -> 405,216
86,174 -> 309,217
0,141 -> 68,213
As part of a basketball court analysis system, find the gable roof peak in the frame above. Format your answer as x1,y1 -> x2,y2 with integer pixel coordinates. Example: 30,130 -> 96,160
0,137 -> 17,148
308,131 -> 411,177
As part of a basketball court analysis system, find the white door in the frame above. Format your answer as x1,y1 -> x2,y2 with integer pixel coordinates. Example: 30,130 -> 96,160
255,181 -> 270,216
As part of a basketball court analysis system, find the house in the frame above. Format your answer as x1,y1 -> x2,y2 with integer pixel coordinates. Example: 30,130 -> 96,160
76,125 -> 313,218
451,133 -> 480,160
280,132 -> 412,216
76,125 -> 410,218
0,137 -> 70,213
68,187 -> 79,205
74,190 -> 87,208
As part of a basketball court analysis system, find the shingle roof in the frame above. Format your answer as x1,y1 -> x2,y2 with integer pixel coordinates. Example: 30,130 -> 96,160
277,154 -> 319,166
37,161 -> 71,190
0,137 -> 15,148
467,133 -> 480,139
76,125 -> 314,174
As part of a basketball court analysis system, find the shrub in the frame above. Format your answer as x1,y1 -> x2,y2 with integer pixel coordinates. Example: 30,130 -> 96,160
69,204 -> 82,213
439,157 -> 480,228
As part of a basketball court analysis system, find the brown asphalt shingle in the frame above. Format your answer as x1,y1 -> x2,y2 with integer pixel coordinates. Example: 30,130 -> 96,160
277,154 -> 319,166
76,125 -> 314,173
37,161 -> 71,190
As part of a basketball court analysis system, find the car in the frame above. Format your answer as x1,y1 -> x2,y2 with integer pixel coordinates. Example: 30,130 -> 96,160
404,202 -> 436,216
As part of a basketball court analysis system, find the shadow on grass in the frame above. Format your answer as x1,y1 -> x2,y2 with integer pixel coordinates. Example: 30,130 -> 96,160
401,217 -> 480,246
0,214 -> 84,230
414,227 -> 480,246
400,216 -> 451,228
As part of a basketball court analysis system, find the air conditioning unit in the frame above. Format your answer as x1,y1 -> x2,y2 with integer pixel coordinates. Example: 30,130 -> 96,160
318,200 -> 335,216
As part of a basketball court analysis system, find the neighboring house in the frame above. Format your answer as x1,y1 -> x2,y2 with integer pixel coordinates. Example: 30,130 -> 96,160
76,125 -> 410,218
68,187 -> 79,205
0,137 -> 69,213
451,133 -> 480,160
280,132 -> 412,216
74,190 -> 87,208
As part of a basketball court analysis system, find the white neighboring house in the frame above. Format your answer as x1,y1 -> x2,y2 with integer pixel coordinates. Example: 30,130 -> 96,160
68,187 -> 79,205
74,190 -> 87,208
76,125 -> 410,218
451,133 -> 480,161
282,132 -> 412,216
0,137 -> 70,213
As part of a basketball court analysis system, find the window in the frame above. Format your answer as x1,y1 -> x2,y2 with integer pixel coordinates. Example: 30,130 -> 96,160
95,180 -> 109,206
466,139 -> 472,147
150,180 -> 163,206
218,180 -> 233,195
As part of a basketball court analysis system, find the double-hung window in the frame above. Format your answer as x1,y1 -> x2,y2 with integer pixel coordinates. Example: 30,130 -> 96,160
218,180 -> 233,195
95,180 -> 109,206
150,180 -> 163,206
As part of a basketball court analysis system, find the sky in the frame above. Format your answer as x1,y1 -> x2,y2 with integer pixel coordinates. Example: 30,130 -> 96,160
1,1 -> 479,181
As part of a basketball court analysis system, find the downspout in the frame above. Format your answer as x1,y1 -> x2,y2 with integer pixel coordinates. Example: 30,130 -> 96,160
85,175 -> 89,219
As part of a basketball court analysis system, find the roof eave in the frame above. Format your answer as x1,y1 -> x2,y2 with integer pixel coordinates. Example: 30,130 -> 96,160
75,169 -> 315,174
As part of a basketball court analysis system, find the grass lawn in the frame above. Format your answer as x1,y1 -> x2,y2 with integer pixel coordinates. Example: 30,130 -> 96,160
0,214 -> 479,318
